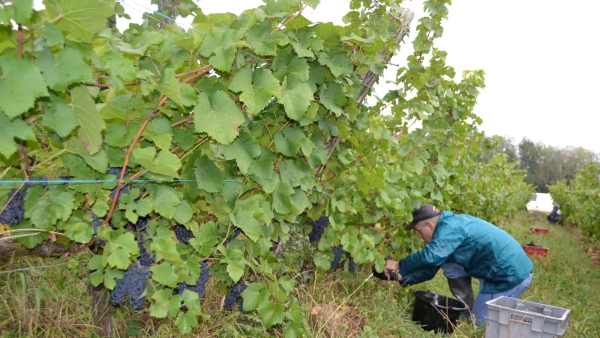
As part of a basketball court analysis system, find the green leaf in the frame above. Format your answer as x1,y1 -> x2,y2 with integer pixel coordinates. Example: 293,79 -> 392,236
173,201 -> 193,224
273,181 -> 294,214
246,21 -> 277,56
240,282 -> 266,311
222,131 -> 261,174
317,51 -> 353,78
319,82 -> 346,117
150,289 -> 173,318
151,237 -> 183,265
229,68 -> 281,115
150,186 -> 181,219
24,187 -> 74,230
198,28 -> 236,72
41,95 -> 78,138
9,0 -> 33,24
194,91 -> 245,145
194,155 -> 224,193
280,76 -> 313,120
103,231 -> 137,269
225,248 -> 246,282
71,86 -> 105,155
101,51 -> 137,91
279,159 -> 308,187
35,48 -> 93,91
274,127 -> 309,157
150,262 -> 179,287
278,275 -> 296,294
249,147 -> 276,179
131,147 -> 182,178
43,0 -> 115,43
176,310 -> 199,335
0,110 -> 36,159
65,221 -> 94,243
259,301 -> 285,328
157,68 -> 184,108
0,57 -> 48,119
103,267 -> 123,290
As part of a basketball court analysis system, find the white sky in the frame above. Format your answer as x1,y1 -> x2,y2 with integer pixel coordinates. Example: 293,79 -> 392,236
37,0 -> 600,153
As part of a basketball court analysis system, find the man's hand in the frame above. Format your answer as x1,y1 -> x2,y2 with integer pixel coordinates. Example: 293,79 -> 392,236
384,260 -> 400,280
372,265 -> 402,281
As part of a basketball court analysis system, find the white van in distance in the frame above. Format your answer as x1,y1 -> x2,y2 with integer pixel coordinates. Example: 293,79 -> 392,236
526,193 -> 554,213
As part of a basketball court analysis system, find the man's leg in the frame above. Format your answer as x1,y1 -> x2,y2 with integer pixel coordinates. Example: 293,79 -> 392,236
441,263 -> 474,319
471,273 -> 533,327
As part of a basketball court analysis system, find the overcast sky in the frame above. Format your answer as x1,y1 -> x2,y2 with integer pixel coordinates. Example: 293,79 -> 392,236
95,1 -> 600,153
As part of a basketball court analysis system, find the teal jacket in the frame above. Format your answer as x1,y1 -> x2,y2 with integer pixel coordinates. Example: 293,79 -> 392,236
399,211 -> 533,293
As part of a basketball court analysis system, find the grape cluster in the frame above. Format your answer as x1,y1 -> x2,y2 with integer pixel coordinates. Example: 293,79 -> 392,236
0,188 -> 27,226
308,216 -> 329,242
330,245 -> 344,270
174,225 -> 194,244
223,227 -> 241,247
176,261 -> 210,299
110,263 -> 152,309
138,240 -> 155,266
107,16 -> 117,28
330,246 -> 357,273
223,279 -> 247,312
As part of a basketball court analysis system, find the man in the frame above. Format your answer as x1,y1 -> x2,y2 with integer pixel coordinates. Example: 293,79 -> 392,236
547,204 -> 561,224
380,204 -> 533,326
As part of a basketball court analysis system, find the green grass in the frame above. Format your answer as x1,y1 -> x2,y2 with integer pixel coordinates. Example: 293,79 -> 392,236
1,211 -> 599,337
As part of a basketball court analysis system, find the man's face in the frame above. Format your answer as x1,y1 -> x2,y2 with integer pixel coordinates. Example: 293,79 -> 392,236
414,221 -> 434,243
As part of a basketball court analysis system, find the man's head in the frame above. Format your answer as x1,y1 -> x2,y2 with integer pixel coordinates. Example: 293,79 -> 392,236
404,204 -> 442,243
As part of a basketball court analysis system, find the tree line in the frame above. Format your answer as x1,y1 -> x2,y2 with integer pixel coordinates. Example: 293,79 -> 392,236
478,136 -> 599,192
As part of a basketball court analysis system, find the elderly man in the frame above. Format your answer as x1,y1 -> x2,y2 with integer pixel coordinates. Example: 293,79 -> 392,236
381,204 -> 533,326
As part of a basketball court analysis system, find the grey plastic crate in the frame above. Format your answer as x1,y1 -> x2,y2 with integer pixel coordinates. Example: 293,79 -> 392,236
485,296 -> 570,338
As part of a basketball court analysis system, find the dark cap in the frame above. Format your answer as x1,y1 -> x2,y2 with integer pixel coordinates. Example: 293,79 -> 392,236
404,204 -> 442,231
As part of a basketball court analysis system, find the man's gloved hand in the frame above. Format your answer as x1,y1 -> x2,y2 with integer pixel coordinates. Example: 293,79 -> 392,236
372,265 -> 401,281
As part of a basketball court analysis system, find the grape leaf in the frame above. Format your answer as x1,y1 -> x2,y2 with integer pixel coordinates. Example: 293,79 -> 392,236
248,146 -> 276,179
150,186 -> 181,220
228,68 -> 281,115
198,27 -> 236,72
240,282 -> 266,311
158,68 -> 184,108
221,131 -> 261,174
35,48 -> 93,92
70,86 -> 105,155
24,187 -> 75,230
131,147 -> 182,178
280,75 -> 313,120
194,91 -> 245,145
273,181 -> 294,214
246,21 -> 278,56
176,310 -> 199,335
103,231 -> 137,269
0,110 -> 36,158
0,57 -> 48,119
41,95 -> 78,137
194,155 -> 224,193
317,51 -> 353,78
150,289 -> 173,318
150,262 -> 179,287
259,301 -> 284,328
43,0 -> 115,43
9,0 -> 33,25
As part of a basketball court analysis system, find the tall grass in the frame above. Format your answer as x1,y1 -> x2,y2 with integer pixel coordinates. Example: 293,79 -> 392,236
1,211 -> 599,337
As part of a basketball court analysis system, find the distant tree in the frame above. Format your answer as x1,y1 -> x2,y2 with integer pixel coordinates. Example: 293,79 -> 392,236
477,135 -> 518,163
517,138 -> 598,192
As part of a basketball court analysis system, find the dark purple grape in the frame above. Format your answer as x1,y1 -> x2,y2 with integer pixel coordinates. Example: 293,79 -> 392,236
223,279 -> 247,312
110,263 -> 151,309
330,245 -> 344,270
0,188 -> 27,226
308,216 -> 328,242
174,225 -> 194,244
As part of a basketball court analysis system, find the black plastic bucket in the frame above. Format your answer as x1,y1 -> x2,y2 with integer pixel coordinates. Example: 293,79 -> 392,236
412,290 -> 466,333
